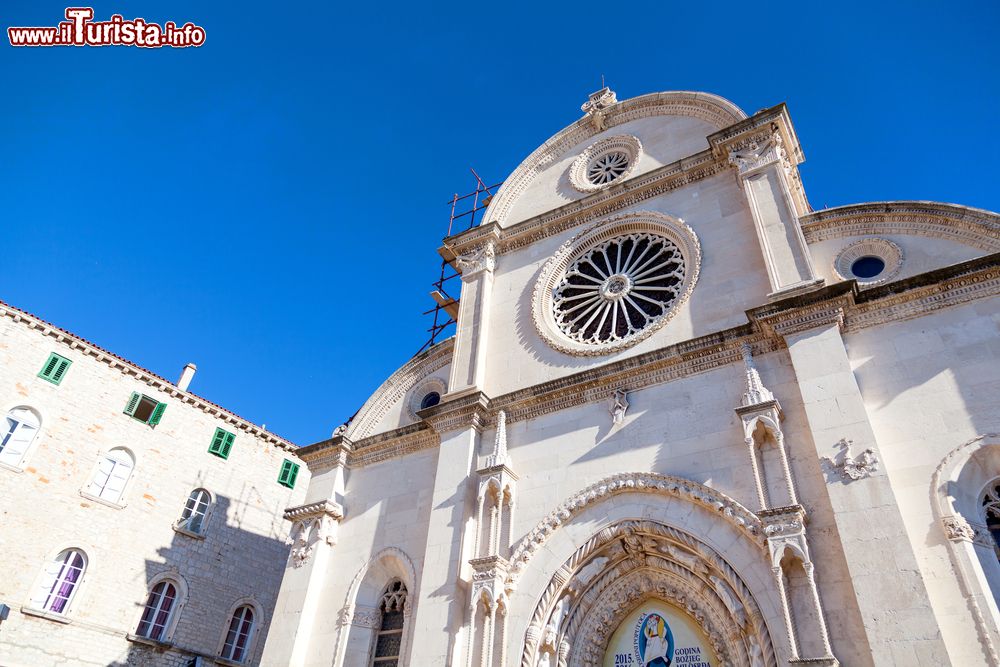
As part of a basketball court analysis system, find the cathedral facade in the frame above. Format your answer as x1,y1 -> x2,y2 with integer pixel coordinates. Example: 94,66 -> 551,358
260,89 -> 1000,666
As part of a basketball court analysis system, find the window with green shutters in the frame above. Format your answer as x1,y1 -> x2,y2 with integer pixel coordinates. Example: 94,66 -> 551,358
278,460 -> 299,488
124,392 -> 167,426
208,428 -> 235,459
38,353 -> 72,385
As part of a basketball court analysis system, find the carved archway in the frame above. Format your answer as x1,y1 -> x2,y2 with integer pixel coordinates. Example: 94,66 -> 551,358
520,519 -> 777,667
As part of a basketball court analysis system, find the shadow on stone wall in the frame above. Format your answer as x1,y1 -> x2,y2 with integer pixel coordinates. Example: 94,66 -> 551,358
110,494 -> 291,667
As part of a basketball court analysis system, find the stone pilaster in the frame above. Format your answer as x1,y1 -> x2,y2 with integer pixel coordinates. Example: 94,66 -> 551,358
449,235 -> 498,394
781,317 -> 949,663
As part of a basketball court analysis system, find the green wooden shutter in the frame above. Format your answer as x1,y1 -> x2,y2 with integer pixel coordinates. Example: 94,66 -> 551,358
124,392 -> 141,416
52,358 -> 71,383
38,353 -> 72,385
222,431 -> 235,458
278,460 -> 299,488
148,402 -> 167,426
209,428 -> 233,459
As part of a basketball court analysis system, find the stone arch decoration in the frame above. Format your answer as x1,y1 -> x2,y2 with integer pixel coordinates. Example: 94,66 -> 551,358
333,546 -> 418,666
507,472 -> 764,586
344,338 -> 453,440
931,433 -> 1000,666
481,91 -> 747,228
519,519 -> 777,667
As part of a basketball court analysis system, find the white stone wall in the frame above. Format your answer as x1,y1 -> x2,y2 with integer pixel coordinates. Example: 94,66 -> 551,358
0,312 -> 308,666
849,299 -> 1000,664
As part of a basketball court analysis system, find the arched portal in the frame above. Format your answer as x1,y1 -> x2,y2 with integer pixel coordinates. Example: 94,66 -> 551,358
519,520 -> 777,667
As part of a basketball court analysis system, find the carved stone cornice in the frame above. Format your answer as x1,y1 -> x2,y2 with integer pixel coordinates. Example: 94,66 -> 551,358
283,499 -> 344,523
417,390 -> 492,434
800,201 -> 1000,252
349,423 -> 439,468
296,436 -> 352,471
301,255 -> 999,469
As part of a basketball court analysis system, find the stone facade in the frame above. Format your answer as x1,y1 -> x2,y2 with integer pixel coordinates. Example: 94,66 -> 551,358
260,88 -> 1000,666
0,302 -> 308,666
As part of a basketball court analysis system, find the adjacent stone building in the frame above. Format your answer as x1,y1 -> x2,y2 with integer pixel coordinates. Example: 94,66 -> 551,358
0,300 -> 308,666
259,89 -> 1000,666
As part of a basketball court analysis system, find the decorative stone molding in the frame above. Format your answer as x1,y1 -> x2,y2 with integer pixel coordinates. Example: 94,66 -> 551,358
942,515 -> 978,542
580,86 -> 618,130
568,135 -> 642,193
507,473 -> 764,585
833,238 -> 903,285
823,438 -> 878,481
728,131 -> 787,176
800,201 -> 1000,253
350,604 -> 381,629
520,519 -> 777,667
479,91 -> 746,229
454,240 -> 497,278
407,376 -> 448,421
532,211 -> 701,356
284,500 -> 344,568
345,337 -> 453,440
759,506 -> 809,566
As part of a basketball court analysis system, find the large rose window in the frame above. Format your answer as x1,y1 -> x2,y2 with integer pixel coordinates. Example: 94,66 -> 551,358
533,212 -> 701,356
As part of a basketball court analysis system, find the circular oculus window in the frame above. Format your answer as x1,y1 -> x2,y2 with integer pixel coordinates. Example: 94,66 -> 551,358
833,238 -> 903,285
533,212 -> 701,356
569,135 -> 642,193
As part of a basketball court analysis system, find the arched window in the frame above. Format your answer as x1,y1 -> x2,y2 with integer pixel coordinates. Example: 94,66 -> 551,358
982,482 -> 1000,559
220,604 -> 256,663
1,407 -> 41,468
178,488 -> 211,534
371,581 -> 407,666
30,548 -> 86,614
86,448 -> 134,504
137,581 -> 178,641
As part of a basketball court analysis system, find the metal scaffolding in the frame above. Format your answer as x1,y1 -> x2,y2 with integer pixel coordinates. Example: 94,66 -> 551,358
416,169 -> 500,355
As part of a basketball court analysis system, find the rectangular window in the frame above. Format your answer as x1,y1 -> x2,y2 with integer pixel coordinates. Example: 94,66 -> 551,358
124,392 -> 167,426
278,460 -> 299,488
38,353 -> 72,385
208,427 -> 235,459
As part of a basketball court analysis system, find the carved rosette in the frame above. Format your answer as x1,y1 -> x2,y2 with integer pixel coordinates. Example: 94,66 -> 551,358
283,500 -> 344,568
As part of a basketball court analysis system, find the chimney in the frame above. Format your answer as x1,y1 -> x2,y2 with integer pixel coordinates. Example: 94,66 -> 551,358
177,363 -> 197,392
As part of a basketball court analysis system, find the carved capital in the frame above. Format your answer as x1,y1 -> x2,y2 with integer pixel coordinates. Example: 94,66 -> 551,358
455,240 -> 496,278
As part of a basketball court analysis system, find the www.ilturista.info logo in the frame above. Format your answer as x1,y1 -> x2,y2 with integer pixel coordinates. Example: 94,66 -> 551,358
8,8 -> 205,48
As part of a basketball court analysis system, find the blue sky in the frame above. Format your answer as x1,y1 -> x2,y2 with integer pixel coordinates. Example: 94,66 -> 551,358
4,1 -> 998,445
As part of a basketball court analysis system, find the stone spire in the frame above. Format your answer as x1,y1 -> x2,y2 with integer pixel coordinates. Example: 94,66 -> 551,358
486,410 -> 509,468
740,343 -> 774,407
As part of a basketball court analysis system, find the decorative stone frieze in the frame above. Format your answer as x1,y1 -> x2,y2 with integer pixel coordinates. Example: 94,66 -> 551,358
345,337 -> 453,440
800,201 -> 1000,252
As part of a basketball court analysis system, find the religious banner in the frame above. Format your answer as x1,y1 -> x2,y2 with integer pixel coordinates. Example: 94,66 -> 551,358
603,600 -> 716,667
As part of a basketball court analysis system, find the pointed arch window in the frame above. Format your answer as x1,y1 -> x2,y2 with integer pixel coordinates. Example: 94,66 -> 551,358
177,488 -> 211,534
1,406 -> 41,468
220,604 -> 256,663
137,581 -> 178,641
370,581 -> 407,667
29,548 -> 86,614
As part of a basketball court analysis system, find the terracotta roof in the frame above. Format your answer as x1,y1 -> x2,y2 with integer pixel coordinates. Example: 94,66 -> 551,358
0,298 -> 299,452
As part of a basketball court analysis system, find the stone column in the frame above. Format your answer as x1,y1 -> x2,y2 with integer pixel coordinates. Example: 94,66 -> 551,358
729,131 -> 821,298
781,317 -> 949,663
260,440 -> 348,667
412,394 -> 491,665
449,238 -> 497,394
